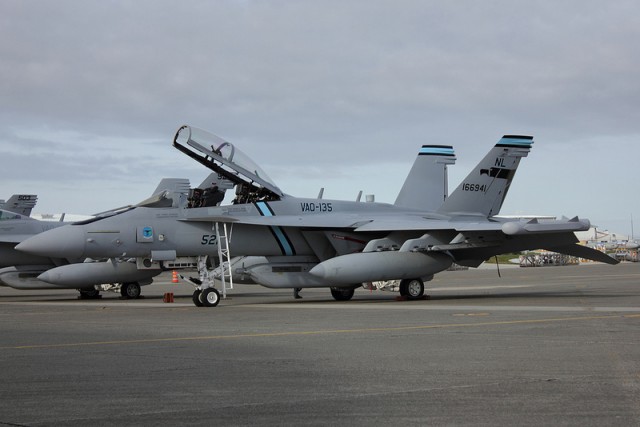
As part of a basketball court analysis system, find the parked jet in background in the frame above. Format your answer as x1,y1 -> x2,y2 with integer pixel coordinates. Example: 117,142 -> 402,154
0,179 -> 201,298
17,126 -> 617,307
0,194 -> 38,216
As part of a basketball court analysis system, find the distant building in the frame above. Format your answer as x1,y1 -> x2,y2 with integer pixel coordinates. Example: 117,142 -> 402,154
575,228 -> 631,245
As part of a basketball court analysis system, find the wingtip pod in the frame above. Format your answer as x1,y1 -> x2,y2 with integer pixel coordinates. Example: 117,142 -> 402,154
501,217 -> 591,235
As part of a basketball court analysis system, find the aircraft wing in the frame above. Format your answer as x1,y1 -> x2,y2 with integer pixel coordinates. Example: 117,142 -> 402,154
182,213 -> 590,235
352,218 -> 503,232
181,212 -> 615,264
181,214 -> 373,229
544,243 -> 619,264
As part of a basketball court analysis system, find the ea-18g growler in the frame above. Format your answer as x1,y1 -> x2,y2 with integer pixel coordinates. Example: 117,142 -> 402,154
17,126 -> 617,306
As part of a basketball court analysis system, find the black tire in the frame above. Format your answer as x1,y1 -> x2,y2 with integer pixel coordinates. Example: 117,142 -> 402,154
200,288 -> 220,307
330,287 -> 355,301
192,289 -> 204,307
78,288 -> 100,299
399,278 -> 424,300
121,282 -> 141,299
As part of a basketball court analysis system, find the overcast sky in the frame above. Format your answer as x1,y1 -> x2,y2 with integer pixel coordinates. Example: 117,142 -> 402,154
1,1 -> 639,237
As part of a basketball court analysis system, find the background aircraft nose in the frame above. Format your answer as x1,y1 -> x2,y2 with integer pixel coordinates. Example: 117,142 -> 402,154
15,225 -> 86,260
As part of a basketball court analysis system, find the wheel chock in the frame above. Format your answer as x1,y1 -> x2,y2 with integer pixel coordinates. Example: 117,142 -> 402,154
163,292 -> 174,303
394,295 -> 430,301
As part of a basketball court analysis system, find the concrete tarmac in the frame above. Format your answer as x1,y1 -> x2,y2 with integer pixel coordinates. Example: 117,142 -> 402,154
0,263 -> 639,426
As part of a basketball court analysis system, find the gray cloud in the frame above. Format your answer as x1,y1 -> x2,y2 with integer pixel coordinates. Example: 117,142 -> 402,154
1,1 -> 638,234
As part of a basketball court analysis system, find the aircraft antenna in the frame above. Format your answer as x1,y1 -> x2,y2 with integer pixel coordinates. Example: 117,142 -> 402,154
494,256 -> 501,278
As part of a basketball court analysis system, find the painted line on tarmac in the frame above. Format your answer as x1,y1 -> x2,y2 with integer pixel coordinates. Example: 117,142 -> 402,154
0,301 -> 194,308
246,303 -> 640,312
2,299 -> 640,313
2,313 -> 638,350
428,284 -> 534,291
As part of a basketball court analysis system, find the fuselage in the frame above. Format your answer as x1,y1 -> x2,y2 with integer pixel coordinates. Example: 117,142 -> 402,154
16,197 -> 433,261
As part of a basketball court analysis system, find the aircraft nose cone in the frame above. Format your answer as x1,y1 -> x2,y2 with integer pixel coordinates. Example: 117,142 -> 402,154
15,225 -> 86,260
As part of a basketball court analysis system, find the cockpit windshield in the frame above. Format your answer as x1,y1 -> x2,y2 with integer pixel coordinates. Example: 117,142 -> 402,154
72,206 -> 135,225
0,210 -> 24,221
174,126 -> 282,195
217,142 -> 278,188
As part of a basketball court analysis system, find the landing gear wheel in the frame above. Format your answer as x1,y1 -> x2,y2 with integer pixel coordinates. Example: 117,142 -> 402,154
192,289 -> 204,307
399,278 -> 424,300
199,288 -> 220,307
330,287 -> 355,301
120,282 -> 141,299
78,288 -> 100,299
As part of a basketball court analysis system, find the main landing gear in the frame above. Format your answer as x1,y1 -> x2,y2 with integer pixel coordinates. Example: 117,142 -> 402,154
183,256 -> 223,307
78,288 -> 101,299
183,250 -> 231,308
120,282 -> 142,299
330,286 -> 356,301
77,282 -> 144,300
192,288 -> 220,307
399,278 -> 425,300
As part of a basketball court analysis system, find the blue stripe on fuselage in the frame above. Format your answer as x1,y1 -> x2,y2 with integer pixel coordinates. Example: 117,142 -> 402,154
255,201 -> 295,256
255,201 -> 273,217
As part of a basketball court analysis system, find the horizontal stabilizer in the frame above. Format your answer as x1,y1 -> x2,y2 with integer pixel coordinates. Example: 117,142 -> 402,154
546,244 -> 619,265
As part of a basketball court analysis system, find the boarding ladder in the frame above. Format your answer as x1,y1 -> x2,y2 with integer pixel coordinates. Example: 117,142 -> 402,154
214,222 -> 234,298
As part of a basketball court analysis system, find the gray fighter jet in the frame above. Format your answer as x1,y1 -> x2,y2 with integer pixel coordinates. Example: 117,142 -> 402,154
0,194 -> 38,216
0,179 -> 196,298
17,125 -> 617,307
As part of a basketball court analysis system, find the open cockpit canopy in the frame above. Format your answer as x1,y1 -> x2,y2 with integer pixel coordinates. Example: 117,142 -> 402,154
173,125 -> 283,204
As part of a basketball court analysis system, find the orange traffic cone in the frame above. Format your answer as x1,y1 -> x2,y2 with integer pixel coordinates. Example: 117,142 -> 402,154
172,270 -> 179,283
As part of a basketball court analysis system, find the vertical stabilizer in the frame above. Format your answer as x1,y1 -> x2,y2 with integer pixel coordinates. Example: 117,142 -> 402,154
151,179 -> 191,197
437,135 -> 533,217
138,179 -> 191,208
0,195 -> 38,216
394,145 -> 456,211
